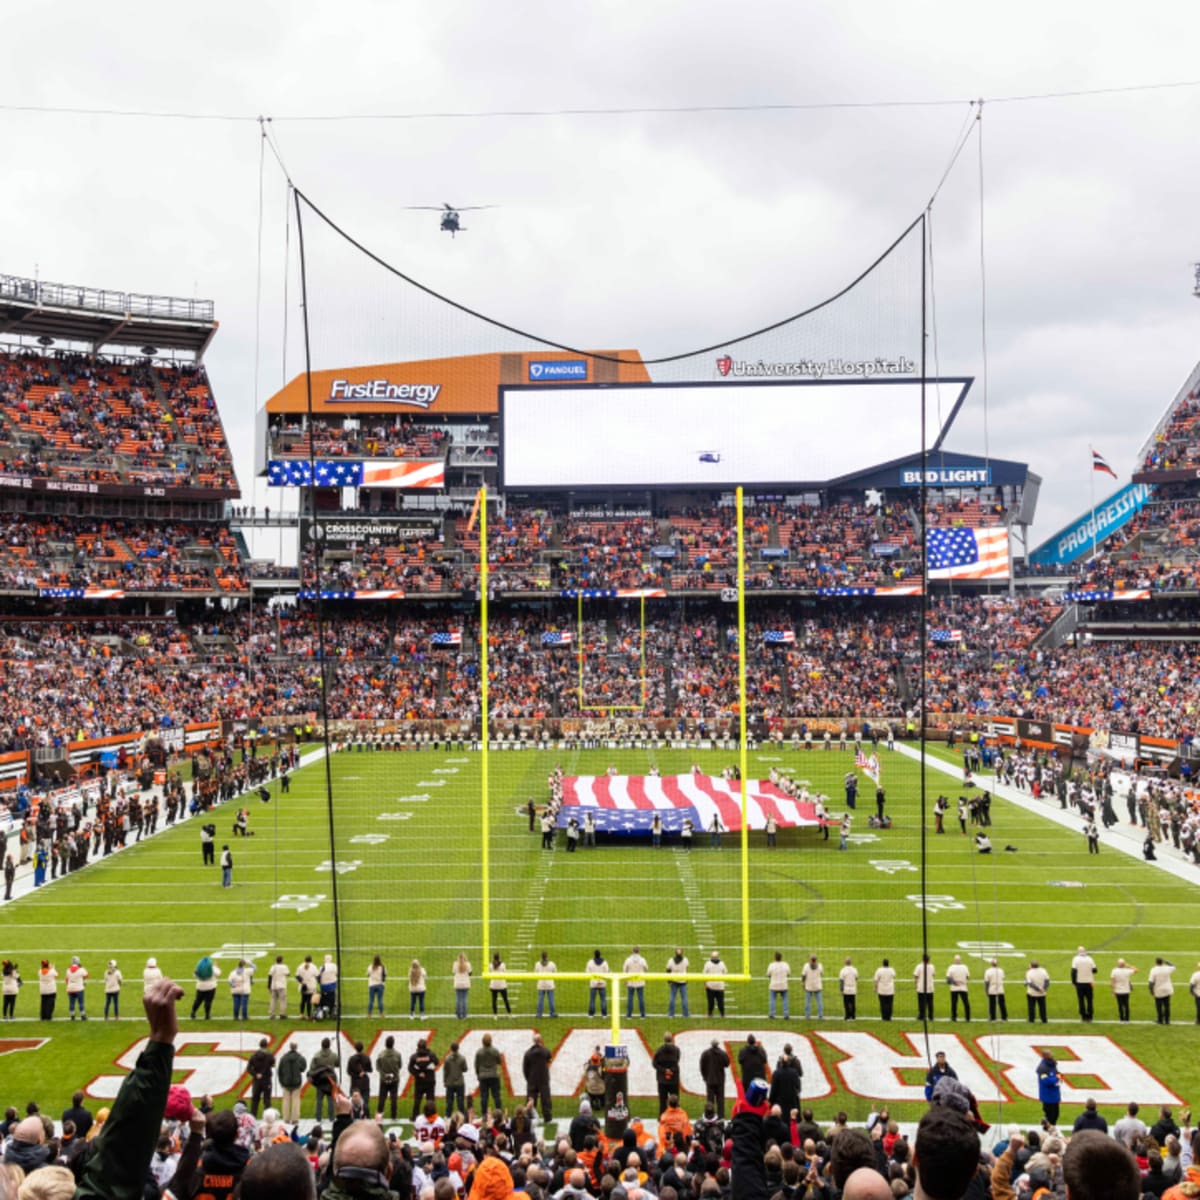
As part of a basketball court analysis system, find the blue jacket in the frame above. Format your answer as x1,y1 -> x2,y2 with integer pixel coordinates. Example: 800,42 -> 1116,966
1036,1057 -> 1061,1104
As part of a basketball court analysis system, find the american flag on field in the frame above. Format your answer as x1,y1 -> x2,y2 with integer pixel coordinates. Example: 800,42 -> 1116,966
559,774 -> 824,833
430,631 -> 462,646
542,631 -> 573,645
926,526 -> 1010,581
930,629 -> 963,643
762,630 -> 795,643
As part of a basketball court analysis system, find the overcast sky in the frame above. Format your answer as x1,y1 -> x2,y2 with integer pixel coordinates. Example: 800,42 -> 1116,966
3,1 -> 1199,552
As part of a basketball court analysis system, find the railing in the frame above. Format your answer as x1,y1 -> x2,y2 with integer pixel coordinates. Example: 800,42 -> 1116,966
0,273 -> 214,323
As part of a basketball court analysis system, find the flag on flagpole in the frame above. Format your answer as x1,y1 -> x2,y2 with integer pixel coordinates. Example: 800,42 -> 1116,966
1091,448 -> 1118,479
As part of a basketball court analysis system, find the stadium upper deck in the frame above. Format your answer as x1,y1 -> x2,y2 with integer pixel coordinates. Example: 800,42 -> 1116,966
0,273 -> 244,599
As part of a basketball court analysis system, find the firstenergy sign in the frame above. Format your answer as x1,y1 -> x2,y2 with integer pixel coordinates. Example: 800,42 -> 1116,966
328,380 -> 442,408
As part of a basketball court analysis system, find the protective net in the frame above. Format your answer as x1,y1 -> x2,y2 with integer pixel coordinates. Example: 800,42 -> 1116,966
286,188 -> 935,1049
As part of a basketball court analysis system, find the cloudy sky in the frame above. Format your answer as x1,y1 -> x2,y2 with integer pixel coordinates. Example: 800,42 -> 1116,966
3,1 -> 1199,551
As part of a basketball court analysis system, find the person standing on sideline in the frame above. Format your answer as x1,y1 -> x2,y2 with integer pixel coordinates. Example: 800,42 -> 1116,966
489,952 -> 511,1015
474,1032 -> 502,1116
801,955 -> 824,1018
375,1035 -> 402,1120
839,957 -> 859,1020
587,950 -> 610,1017
1037,1052 -> 1061,1127
318,954 -> 339,1017
923,1050 -> 957,1100
1071,946 -> 1097,1021
737,1033 -> 768,1091
4,854 -> 14,900
66,955 -> 89,1021
876,786 -> 886,823
914,954 -> 935,1020
191,955 -> 221,1019
767,951 -> 790,1019
247,1038 -> 276,1117
540,811 -> 554,850
1,960 -> 19,1019
1025,960 -> 1051,1023
624,945 -> 648,1019
407,1037 -> 438,1120
652,1032 -> 681,1115
946,955 -> 971,1022
535,951 -> 558,1018
1085,820 -> 1100,854
39,958 -> 58,1020
308,1037 -> 339,1121
1189,961 -> 1200,1024
699,1038 -> 730,1119
347,1040 -> 372,1111
103,960 -> 123,1021
268,955 -> 290,1019
838,813 -> 851,850
1111,958 -> 1137,1021
143,957 -> 163,995
276,1041 -> 306,1124
200,822 -> 215,865
765,814 -> 777,848
442,1040 -> 468,1117
408,958 -> 427,1016
523,1032 -> 553,1120
220,844 -> 233,887
367,955 -> 386,1016
666,948 -> 690,1017
873,958 -> 896,1021
230,958 -> 254,1020
769,1044 -> 803,1117
1149,957 -> 1176,1024
710,814 -> 724,849
295,954 -> 318,1020
984,959 -> 1008,1020
452,952 -> 471,1019
704,950 -> 728,1016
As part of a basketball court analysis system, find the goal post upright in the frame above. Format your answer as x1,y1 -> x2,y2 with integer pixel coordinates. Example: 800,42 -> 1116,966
737,484 -> 750,978
479,486 -> 491,974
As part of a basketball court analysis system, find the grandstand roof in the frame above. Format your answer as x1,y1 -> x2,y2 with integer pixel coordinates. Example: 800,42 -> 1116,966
830,449 -> 1035,491
0,273 -> 217,358
262,349 -> 651,416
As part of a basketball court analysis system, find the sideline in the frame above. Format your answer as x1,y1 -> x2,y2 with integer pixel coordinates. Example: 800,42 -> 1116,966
0,745 -> 330,908
893,743 -> 1200,888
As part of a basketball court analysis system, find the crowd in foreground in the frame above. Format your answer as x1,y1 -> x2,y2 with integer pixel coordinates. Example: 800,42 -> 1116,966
0,981 -> 1184,1200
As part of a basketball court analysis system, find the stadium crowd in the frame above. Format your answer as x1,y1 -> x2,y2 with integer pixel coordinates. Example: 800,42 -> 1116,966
0,981 -> 1182,1200
0,351 -> 236,491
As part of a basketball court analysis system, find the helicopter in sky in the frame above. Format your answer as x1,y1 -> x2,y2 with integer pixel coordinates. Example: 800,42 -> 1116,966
404,202 -> 496,237
696,450 -> 722,464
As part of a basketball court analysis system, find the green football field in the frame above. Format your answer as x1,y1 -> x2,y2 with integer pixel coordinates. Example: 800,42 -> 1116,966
1,743 -> 1197,1126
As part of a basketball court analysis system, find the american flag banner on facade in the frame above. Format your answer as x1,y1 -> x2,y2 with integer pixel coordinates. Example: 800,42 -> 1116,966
541,631 -> 573,645
39,587 -> 126,599
360,459 -> 445,489
926,526 -> 1010,581
1064,589 -> 1151,603
930,629 -> 963,643
762,630 -> 796,643
430,631 -> 462,646
558,775 -> 825,834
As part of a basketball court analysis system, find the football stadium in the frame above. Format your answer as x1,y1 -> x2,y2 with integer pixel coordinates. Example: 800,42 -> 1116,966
3,10 -> 1200,1199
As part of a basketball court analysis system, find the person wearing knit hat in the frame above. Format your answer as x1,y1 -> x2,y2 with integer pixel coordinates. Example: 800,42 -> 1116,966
66,956 -> 89,1021
104,960 -> 123,1021
143,957 -> 163,994
38,959 -> 59,1021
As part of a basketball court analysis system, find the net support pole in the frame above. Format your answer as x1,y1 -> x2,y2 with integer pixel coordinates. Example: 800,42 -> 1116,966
610,976 -> 621,1045
479,486 -> 490,972
737,485 -> 750,977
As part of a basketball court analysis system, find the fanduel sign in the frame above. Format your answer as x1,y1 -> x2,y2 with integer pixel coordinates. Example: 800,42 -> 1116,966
328,380 -> 442,407
899,467 -> 992,487
529,360 -> 588,381
1029,483 -> 1152,568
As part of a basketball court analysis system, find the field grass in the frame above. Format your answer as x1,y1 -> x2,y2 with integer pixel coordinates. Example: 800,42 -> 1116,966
2,742 -> 1197,1126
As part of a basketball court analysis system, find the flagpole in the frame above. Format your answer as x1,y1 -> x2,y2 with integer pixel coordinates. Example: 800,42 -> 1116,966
1089,445 -> 1097,563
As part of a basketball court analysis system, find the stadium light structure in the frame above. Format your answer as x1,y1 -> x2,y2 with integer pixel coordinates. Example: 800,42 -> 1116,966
477,484 -> 754,1045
